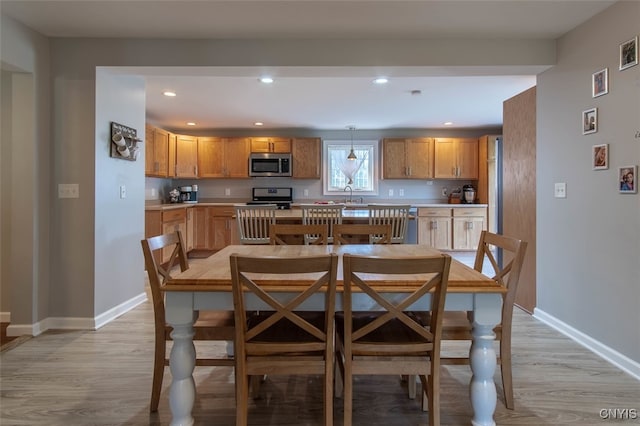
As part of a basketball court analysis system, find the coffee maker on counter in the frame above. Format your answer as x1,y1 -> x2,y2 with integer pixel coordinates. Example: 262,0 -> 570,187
179,185 -> 198,203
462,184 -> 476,204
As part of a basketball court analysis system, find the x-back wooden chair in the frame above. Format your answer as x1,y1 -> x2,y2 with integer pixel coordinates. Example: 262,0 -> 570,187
230,253 -> 338,426
336,253 -> 452,426
333,223 -> 392,245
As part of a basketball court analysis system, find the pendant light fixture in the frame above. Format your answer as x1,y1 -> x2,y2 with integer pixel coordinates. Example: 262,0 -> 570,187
347,126 -> 357,161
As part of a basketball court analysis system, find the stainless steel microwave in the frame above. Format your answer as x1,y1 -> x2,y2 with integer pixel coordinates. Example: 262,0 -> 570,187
249,152 -> 292,177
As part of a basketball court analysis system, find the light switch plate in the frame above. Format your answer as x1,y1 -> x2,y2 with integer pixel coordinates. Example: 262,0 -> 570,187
388,189 -> 394,197
120,185 -> 126,199
554,182 -> 567,198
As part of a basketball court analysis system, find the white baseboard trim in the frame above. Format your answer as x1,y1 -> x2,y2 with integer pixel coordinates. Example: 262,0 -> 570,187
534,308 -> 640,381
0,312 -> 10,322
4,292 -> 148,337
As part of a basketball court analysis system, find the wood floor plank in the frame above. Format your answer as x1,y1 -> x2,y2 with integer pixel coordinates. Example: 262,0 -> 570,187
1,283 -> 639,425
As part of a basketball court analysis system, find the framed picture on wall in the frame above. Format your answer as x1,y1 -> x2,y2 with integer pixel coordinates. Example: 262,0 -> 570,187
619,166 -> 636,194
582,108 -> 597,135
592,144 -> 608,170
619,36 -> 638,71
592,68 -> 608,97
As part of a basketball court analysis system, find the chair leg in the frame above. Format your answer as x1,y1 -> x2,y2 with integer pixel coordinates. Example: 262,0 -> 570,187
325,359 -> 334,426
427,372 -> 440,426
236,373 -> 249,426
150,336 -> 165,412
343,361 -> 353,426
500,337 -> 515,409
407,374 -> 417,399
419,375 -> 428,412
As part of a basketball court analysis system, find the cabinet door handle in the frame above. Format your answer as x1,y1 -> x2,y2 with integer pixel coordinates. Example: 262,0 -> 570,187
431,220 -> 437,230
408,167 -> 412,176
467,221 -> 473,230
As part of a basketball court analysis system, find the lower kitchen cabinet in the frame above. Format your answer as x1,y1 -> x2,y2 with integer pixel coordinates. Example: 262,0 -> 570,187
145,207 -> 190,264
452,207 -> 486,250
417,206 -> 487,251
417,208 -> 452,250
193,206 -> 239,250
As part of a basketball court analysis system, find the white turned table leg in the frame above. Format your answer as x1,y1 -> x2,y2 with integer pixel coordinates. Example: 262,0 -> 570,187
165,292 -> 196,426
469,323 -> 497,426
469,292 -> 501,426
169,323 -> 196,426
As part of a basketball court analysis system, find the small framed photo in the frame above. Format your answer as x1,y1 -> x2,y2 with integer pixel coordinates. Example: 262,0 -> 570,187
619,166 -> 636,194
592,68 -> 608,97
582,108 -> 597,135
592,144 -> 608,170
620,36 -> 638,71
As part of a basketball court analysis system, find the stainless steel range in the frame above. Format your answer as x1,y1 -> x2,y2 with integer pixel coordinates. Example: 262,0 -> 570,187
247,187 -> 293,210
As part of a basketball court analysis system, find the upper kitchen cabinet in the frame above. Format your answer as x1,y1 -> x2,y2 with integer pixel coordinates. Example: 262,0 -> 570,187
174,134 -> 198,178
433,137 -> 479,179
382,138 -> 434,179
292,137 -> 321,179
145,125 -> 171,177
250,137 -> 292,153
198,137 -> 250,178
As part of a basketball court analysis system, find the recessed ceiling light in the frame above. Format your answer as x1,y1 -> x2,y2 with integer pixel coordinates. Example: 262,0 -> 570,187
259,77 -> 274,84
373,77 -> 389,84
186,122 -> 196,126
254,122 -> 264,126
163,91 -> 177,97
444,121 -> 454,126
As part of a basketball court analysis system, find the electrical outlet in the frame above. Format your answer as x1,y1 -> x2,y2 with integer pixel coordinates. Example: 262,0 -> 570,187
426,180 -> 433,186
303,189 -> 309,197
442,187 -> 448,197
225,188 -> 231,196
399,189 -> 404,197
58,183 -> 79,199
119,185 -> 126,199
554,182 -> 567,198
388,189 -> 394,197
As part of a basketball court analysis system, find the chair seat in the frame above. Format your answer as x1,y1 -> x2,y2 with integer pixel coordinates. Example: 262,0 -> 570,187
411,310 -> 502,339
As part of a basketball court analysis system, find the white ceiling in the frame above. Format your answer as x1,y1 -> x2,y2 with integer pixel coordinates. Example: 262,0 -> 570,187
1,0 -> 616,131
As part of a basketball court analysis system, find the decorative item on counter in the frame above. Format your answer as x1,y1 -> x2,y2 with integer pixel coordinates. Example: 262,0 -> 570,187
462,184 -> 476,204
169,188 -> 180,203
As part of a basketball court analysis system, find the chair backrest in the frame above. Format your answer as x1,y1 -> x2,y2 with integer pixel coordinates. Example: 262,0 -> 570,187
333,223 -> 392,245
300,204 -> 344,244
141,231 -> 189,328
229,253 -> 338,356
269,223 -> 329,245
367,204 -> 411,243
342,253 -> 451,355
473,231 -> 528,327
235,204 -> 278,244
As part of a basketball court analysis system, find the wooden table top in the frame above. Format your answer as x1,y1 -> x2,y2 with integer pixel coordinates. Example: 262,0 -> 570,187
162,244 -> 503,294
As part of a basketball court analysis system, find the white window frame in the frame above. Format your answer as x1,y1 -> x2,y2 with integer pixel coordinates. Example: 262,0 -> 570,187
322,139 -> 379,196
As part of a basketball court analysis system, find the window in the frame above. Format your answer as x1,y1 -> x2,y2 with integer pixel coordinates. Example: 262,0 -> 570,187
323,140 -> 378,196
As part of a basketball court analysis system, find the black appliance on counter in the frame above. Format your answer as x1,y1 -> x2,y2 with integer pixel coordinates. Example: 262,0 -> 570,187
462,184 -> 476,204
179,185 -> 198,203
247,187 -> 293,210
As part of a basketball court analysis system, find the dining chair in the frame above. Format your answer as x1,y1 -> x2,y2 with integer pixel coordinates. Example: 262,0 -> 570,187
332,223 -> 392,245
229,253 -> 339,426
269,223 -> 329,245
301,204 -> 344,244
335,253 -> 451,426
367,204 -> 411,243
438,230 -> 527,409
141,230 -> 235,413
235,204 -> 277,244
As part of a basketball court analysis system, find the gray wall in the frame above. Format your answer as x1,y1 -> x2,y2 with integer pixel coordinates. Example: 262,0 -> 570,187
537,1 -> 640,364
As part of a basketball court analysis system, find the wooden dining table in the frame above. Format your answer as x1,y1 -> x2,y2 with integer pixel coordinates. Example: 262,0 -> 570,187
162,244 -> 505,426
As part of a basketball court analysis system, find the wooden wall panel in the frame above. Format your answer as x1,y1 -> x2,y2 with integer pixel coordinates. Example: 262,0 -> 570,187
503,87 -> 536,313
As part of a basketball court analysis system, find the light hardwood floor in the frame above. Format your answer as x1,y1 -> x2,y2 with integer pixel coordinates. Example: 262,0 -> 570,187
2,262 -> 639,425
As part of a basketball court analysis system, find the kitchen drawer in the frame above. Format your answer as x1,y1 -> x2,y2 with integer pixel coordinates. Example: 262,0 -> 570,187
162,208 -> 186,222
453,207 -> 486,217
209,206 -> 235,217
418,208 -> 451,217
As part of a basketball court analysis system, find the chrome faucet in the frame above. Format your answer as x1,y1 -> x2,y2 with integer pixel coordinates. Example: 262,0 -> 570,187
344,185 -> 353,203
